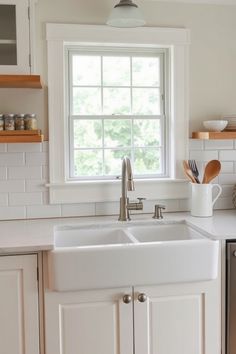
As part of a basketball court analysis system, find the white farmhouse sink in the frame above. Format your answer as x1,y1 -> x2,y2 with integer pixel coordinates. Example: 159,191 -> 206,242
47,221 -> 219,291
126,223 -> 203,242
55,228 -> 135,247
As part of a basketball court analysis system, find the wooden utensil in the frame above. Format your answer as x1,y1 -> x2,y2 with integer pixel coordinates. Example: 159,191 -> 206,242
182,160 -> 196,183
202,160 -> 221,184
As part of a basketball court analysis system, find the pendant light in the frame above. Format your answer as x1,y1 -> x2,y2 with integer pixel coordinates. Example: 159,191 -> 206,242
107,0 -> 146,28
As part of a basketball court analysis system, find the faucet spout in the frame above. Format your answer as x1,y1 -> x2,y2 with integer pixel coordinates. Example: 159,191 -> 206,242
118,157 -> 144,221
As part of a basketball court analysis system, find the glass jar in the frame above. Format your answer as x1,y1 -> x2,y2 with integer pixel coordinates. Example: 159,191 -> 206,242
25,113 -> 37,130
4,114 -> 15,130
0,114 -> 4,131
15,114 -> 25,130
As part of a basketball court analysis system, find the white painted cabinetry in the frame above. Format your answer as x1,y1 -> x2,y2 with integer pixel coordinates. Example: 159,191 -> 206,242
45,278 -> 221,354
0,0 -> 34,74
0,254 -> 39,354
44,287 -> 133,354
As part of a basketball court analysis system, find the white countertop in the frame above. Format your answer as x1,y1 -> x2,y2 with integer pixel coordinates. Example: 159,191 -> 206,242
0,209 -> 236,253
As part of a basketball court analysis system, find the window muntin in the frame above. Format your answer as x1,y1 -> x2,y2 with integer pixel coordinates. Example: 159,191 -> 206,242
67,48 -> 167,180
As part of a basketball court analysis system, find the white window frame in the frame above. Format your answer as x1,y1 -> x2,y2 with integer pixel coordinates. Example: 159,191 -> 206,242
46,24 -> 190,204
67,46 -> 167,180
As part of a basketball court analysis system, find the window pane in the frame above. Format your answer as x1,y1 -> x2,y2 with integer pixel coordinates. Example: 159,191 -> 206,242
104,149 -> 131,175
73,88 -> 101,115
132,57 -> 160,87
103,57 -> 130,86
133,120 -> 161,147
104,119 -> 131,148
134,148 -> 161,174
73,150 -> 103,176
132,88 -> 160,115
72,55 -> 101,86
73,120 -> 102,148
103,88 -> 131,115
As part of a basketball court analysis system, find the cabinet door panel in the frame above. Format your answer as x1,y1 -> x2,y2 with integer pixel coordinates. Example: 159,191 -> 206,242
45,287 -> 133,354
0,255 -> 39,354
134,282 -> 220,354
0,0 -> 30,74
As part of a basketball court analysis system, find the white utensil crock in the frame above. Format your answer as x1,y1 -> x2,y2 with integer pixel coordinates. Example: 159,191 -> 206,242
190,183 -> 222,217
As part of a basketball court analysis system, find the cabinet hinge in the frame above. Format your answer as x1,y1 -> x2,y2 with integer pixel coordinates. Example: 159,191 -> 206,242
28,6 -> 30,20
37,267 -> 39,282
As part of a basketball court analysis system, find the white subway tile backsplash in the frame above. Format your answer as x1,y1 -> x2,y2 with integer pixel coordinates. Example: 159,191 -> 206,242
25,180 -> 47,192
0,180 -> 25,192
25,152 -> 48,166
220,162 -> 234,174
0,137 -> 235,220
0,167 -> 7,180
189,139 -> 204,151
204,139 -> 234,150
221,185 -> 234,198
0,153 -> 25,166
62,203 -> 96,217
0,206 -> 26,220
0,193 -> 8,206
8,166 -> 42,179
9,192 -> 42,206
0,144 -> 7,152
95,202 -> 119,216
189,150 -> 218,162
7,143 -> 42,153
219,150 -> 236,161
26,204 -> 61,218
214,197 -> 234,210
219,174 -> 236,185
142,199 -> 180,214
178,199 -> 190,212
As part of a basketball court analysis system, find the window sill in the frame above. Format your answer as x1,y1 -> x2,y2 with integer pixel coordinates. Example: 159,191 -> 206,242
46,178 -> 189,204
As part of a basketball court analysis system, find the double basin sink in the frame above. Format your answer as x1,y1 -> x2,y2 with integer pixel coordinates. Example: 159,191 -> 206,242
47,220 -> 219,291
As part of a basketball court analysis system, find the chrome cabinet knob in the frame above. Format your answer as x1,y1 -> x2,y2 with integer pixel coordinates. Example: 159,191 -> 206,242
123,294 -> 132,304
137,293 -> 147,303
233,250 -> 236,257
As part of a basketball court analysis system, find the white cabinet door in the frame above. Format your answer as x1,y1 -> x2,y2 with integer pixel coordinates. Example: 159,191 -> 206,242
134,280 -> 221,354
0,254 -> 39,354
0,0 -> 30,73
45,287 -> 133,354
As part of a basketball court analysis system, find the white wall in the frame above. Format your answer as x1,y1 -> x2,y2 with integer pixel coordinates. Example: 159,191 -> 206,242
1,0 -> 236,135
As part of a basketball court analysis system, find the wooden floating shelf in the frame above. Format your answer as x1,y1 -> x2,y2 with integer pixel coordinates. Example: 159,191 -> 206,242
0,75 -> 42,89
192,131 -> 236,140
0,130 -> 44,143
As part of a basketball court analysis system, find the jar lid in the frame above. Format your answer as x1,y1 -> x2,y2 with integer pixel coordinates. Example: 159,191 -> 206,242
15,114 -> 25,118
25,113 -> 36,118
4,113 -> 15,118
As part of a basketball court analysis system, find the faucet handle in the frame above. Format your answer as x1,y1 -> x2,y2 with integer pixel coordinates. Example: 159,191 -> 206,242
137,197 -> 146,203
153,204 -> 166,219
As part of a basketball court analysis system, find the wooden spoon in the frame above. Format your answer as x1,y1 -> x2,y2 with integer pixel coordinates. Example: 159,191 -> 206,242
202,160 -> 221,184
182,160 -> 196,183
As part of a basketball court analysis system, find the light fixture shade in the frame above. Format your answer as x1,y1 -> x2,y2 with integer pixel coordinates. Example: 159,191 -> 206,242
107,1 -> 146,28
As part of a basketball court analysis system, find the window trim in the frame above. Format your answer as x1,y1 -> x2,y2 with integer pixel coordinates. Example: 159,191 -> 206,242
66,47 -> 167,180
46,24 -> 190,204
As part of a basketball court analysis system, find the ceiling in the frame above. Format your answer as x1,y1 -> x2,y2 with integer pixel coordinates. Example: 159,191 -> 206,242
144,0 -> 236,4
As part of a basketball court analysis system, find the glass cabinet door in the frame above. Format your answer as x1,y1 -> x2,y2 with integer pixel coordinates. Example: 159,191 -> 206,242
0,4 -> 17,65
0,0 -> 30,74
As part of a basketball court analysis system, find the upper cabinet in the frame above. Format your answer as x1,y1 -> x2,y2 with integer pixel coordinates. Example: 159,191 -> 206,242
0,0 -> 33,74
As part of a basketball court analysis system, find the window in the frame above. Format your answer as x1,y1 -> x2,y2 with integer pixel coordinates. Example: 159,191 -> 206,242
67,48 -> 167,180
47,24 -> 189,204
